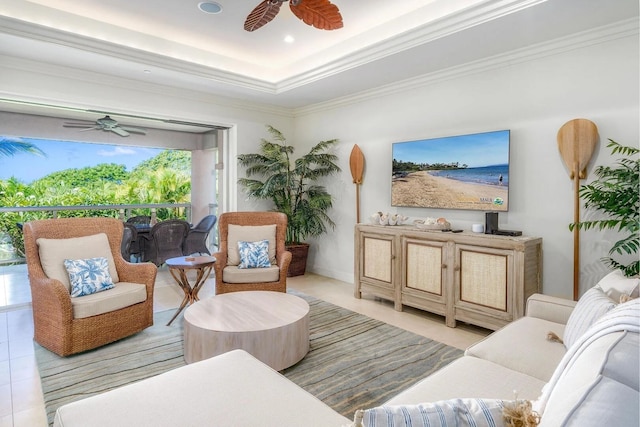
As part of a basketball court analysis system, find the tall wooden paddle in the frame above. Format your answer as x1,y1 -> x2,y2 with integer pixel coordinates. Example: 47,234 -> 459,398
349,144 -> 365,223
557,119 -> 598,300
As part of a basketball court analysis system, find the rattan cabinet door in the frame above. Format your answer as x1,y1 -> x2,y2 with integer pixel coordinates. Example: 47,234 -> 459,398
453,244 -> 514,329
354,229 -> 400,309
400,237 -> 448,318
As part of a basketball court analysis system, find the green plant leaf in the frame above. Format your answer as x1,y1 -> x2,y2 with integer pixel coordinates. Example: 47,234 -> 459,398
237,126 -> 341,244
570,139 -> 639,277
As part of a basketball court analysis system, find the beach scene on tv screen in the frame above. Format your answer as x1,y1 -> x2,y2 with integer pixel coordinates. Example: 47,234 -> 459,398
391,130 -> 510,211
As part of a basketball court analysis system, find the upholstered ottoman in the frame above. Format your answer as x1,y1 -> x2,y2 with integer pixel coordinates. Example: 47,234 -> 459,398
53,349 -> 350,427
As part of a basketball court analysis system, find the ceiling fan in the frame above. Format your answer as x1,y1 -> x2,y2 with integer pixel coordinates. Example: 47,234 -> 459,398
63,115 -> 147,137
245,0 -> 343,32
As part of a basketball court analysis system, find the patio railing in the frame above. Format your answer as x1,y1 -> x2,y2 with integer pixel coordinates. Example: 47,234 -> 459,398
0,203 -> 193,264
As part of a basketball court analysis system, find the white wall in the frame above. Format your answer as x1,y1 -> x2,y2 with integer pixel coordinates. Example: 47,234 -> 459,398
1,22 -> 637,299
293,27 -> 639,299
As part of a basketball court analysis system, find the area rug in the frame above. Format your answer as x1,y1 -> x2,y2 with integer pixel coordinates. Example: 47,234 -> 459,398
35,292 -> 463,425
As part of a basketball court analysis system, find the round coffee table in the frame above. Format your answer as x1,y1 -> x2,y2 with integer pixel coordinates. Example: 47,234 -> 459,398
183,291 -> 310,370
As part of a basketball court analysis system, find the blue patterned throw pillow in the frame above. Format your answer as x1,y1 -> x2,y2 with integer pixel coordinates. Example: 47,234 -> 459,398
64,257 -> 115,297
237,240 -> 271,269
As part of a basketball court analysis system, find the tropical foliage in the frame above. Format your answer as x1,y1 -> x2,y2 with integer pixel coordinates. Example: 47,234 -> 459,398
238,125 -> 340,244
0,137 -> 45,157
569,140 -> 639,277
0,148 -> 192,258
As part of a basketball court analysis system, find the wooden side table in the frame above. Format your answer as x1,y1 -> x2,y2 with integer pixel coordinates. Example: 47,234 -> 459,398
165,255 -> 216,326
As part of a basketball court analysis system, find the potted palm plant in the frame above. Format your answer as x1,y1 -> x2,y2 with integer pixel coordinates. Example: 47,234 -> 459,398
238,125 -> 340,276
570,140 -> 639,277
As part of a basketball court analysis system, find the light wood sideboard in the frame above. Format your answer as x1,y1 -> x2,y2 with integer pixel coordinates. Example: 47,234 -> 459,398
354,224 -> 542,330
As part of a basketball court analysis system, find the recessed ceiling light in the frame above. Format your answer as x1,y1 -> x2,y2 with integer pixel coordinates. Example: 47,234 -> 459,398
198,2 -> 223,14
284,35 -> 295,43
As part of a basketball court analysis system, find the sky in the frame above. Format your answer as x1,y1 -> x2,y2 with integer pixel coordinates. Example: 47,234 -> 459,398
392,129 -> 510,167
0,137 -> 166,183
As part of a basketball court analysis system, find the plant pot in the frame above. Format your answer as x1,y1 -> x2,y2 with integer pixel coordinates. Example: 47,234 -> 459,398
286,243 -> 309,277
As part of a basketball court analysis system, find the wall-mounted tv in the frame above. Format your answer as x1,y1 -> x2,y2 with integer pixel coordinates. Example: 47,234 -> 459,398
392,130 -> 510,211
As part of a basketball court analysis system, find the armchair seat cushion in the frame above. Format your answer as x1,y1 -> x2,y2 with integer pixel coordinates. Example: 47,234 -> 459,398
71,282 -> 147,319
222,265 -> 280,284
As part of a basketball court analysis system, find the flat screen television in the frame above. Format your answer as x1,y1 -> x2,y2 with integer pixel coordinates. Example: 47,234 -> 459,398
391,129 -> 510,211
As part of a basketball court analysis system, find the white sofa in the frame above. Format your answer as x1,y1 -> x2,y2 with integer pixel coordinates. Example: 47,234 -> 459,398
53,287 -> 639,427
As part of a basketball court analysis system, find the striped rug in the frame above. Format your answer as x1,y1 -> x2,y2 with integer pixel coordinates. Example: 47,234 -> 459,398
35,292 -> 462,425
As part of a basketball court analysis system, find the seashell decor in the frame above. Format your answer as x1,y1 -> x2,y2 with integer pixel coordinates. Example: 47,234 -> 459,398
369,212 -> 409,226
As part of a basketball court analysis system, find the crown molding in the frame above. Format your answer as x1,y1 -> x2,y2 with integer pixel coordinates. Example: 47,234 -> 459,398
294,17 -> 639,117
0,0 -> 549,95
0,55 -> 295,121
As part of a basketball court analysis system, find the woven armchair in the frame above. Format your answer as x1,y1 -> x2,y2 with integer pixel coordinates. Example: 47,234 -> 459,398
212,211 -> 292,295
23,218 -> 157,356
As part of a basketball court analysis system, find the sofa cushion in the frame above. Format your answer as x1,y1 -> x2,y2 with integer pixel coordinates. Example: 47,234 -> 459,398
53,349 -> 350,427
64,257 -> 115,297
37,233 -> 119,291
563,286 -> 616,349
385,356 -> 546,405
596,269 -> 639,301
71,282 -> 147,319
237,239 -> 271,269
222,265 -> 280,283
465,316 -> 567,382
227,224 -> 276,266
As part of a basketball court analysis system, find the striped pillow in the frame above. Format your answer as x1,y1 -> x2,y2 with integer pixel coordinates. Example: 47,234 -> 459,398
563,286 -> 616,349
353,398 -> 508,427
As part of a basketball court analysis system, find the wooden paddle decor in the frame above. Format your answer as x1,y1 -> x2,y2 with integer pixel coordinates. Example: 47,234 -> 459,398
349,144 -> 365,223
557,118 -> 598,300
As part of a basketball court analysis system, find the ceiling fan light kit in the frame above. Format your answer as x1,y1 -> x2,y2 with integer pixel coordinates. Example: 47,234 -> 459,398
245,0 -> 343,32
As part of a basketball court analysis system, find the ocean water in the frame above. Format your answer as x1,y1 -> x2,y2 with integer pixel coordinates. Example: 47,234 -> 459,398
430,164 -> 509,186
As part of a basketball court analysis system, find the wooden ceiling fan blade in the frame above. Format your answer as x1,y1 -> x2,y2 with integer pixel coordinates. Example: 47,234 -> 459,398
244,0 -> 282,32
290,0 -> 343,30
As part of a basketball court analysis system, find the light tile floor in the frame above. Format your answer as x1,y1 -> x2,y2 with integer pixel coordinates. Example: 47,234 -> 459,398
0,264 -> 490,427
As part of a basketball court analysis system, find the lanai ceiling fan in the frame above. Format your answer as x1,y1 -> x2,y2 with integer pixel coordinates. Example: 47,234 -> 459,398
63,115 -> 147,137
245,0 -> 343,32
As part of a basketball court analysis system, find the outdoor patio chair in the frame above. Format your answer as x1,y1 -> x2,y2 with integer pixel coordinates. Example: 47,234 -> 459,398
212,211 -> 291,295
140,219 -> 190,266
23,217 -> 157,356
121,222 -> 138,262
183,214 -> 217,256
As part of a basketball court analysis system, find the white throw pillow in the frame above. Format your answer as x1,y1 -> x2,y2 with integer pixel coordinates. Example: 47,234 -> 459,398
563,286 -> 616,349
64,257 -> 115,297
227,224 -> 276,266
596,269 -> 639,302
37,233 -> 119,292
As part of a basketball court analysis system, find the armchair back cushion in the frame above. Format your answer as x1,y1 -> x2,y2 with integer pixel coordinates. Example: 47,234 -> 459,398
227,224 -> 276,265
37,233 -> 119,292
